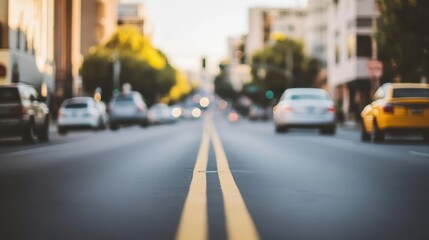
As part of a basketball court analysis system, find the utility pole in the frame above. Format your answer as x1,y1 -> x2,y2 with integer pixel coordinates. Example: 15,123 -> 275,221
113,49 -> 121,95
285,47 -> 293,88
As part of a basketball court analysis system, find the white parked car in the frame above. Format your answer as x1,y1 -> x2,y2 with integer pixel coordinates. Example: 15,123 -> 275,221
148,103 -> 176,125
58,97 -> 106,135
273,88 -> 336,134
108,91 -> 148,130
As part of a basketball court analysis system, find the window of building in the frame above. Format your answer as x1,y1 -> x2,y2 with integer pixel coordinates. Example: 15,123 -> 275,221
335,43 -> 341,64
347,34 -> 355,59
356,35 -> 372,57
357,18 -> 373,28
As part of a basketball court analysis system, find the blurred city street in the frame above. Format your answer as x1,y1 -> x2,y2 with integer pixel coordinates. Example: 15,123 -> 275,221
1,110 -> 429,239
1,1 -> 429,239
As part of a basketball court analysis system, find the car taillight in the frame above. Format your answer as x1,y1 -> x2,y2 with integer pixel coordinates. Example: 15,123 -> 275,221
283,106 -> 292,112
383,104 -> 394,114
328,107 -> 335,113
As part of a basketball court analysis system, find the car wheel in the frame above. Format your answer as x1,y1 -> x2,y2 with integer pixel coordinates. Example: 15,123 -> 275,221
110,123 -> 119,131
372,120 -> 385,143
275,125 -> 287,133
38,116 -> 50,142
320,125 -> 336,135
22,120 -> 36,143
140,119 -> 149,128
361,122 -> 371,142
58,126 -> 68,135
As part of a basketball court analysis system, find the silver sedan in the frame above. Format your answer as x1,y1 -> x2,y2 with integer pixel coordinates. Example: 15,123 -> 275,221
273,88 -> 336,134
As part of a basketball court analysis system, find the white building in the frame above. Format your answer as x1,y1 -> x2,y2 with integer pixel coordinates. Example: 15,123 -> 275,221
306,0 -> 331,66
327,0 -> 377,120
246,7 -> 307,62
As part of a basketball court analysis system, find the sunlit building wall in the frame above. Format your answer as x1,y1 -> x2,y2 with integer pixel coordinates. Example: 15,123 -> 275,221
0,0 -> 55,98
246,7 -> 307,63
226,36 -> 251,91
0,0 -> 10,84
227,36 -> 246,65
53,0 -> 117,101
327,0 -> 377,120
306,0 -> 331,67
117,2 -> 148,35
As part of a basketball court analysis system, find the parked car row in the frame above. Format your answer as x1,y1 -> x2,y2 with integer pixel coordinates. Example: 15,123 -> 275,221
58,91 -> 200,134
0,83 -> 50,142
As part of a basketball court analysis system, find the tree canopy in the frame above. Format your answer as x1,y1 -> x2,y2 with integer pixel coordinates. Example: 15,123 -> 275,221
247,38 -> 321,104
377,0 -> 429,83
81,26 -> 193,105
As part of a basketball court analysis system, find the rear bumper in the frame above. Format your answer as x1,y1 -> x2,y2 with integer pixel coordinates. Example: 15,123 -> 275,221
58,117 -> 99,128
0,118 -> 27,136
274,112 -> 335,126
110,117 -> 147,125
379,115 -> 429,130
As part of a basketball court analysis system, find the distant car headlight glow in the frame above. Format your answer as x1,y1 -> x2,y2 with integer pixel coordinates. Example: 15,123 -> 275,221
192,108 -> 202,118
199,97 -> 210,108
172,107 -> 183,118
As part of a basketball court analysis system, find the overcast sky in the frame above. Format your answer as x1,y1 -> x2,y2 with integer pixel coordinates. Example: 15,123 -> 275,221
127,0 -> 308,72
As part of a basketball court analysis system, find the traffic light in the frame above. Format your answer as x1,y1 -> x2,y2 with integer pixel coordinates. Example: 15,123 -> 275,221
201,57 -> 206,69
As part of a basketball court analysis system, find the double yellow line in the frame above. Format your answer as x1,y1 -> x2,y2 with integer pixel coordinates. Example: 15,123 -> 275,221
176,113 -> 259,240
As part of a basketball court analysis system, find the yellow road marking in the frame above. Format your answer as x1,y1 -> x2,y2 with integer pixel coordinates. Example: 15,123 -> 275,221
176,114 -> 211,240
177,112 -> 259,240
211,124 -> 260,240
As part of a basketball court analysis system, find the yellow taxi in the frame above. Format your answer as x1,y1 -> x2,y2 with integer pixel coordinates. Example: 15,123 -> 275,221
361,83 -> 429,142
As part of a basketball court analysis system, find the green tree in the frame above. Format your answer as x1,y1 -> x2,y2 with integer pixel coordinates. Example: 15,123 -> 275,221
81,26 -> 191,105
249,38 -> 321,103
377,0 -> 429,83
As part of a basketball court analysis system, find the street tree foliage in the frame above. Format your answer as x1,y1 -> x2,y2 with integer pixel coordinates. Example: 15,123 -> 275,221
81,26 -> 192,105
248,38 -> 321,104
377,0 -> 429,83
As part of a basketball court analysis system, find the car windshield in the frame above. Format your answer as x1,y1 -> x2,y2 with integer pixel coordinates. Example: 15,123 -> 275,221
392,88 -> 429,98
290,94 -> 330,100
65,103 -> 88,109
114,96 -> 134,103
0,88 -> 20,103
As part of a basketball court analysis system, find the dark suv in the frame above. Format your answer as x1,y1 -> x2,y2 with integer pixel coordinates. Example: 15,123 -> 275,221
0,83 -> 50,142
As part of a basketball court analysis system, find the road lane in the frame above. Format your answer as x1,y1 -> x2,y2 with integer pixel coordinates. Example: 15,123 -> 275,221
211,122 -> 260,240
214,114 -> 429,240
0,120 -> 204,240
177,113 -> 259,240
176,114 -> 210,240
1,110 -> 429,240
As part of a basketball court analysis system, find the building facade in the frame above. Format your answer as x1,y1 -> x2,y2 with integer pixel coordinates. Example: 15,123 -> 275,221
117,2 -> 148,35
246,7 -> 307,63
0,0 -> 55,101
54,0 -> 117,101
306,0 -> 331,66
327,0 -> 377,120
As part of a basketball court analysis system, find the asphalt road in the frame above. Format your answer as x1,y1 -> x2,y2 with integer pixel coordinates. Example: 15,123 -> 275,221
1,110 -> 429,240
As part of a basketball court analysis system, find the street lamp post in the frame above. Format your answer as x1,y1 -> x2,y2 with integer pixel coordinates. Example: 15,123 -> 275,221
112,50 -> 121,95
